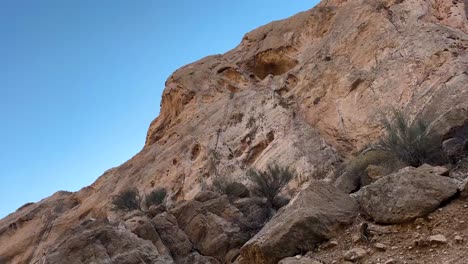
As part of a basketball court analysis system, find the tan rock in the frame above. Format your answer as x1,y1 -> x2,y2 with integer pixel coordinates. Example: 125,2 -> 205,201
429,234 -> 448,244
353,166 -> 459,224
343,247 -> 367,261
237,182 -> 358,264
1,0 -> 468,262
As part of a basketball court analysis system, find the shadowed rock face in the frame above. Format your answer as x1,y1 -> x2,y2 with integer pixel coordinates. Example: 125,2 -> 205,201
1,0 -> 467,263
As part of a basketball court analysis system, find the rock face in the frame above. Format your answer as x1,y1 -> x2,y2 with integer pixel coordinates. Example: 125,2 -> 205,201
1,0 -> 468,263
236,182 -> 358,264
353,166 -> 459,224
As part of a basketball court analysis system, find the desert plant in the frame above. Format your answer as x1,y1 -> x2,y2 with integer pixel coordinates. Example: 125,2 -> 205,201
247,164 -> 295,208
112,188 -> 141,211
378,109 -> 444,167
145,188 -> 167,207
210,175 -> 249,198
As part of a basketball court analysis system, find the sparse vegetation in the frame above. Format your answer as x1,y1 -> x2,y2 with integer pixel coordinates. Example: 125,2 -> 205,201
112,188 -> 141,211
247,164 -> 295,209
377,110 -> 445,167
342,150 -> 405,187
145,188 -> 167,207
211,175 -> 249,198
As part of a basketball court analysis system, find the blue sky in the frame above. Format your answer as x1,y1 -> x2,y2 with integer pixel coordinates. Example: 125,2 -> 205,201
0,1 -> 318,218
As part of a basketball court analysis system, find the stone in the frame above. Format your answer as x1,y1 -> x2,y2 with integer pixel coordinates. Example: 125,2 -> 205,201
152,213 -> 193,260
374,243 -> 387,251
278,257 -> 322,264
124,215 -> 171,256
428,234 -> 448,244
353,166 -> 459,224
45,219 -> 174,264
148,204 -> 166,218
183,253 -> 220,264
454,235 -> 464,243
343,247 -> 367,261
194,191 -> 221,202
237,181 -> 358,264
443,138 -> 467,164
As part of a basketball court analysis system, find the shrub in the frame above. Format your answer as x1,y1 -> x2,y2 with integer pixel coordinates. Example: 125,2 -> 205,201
112,188 -> 141,211
247,164 -> 295,209
344,150 -> 404,187
378,109 -> 444,167
211,175 -> 249,198
146,188 -> 167,207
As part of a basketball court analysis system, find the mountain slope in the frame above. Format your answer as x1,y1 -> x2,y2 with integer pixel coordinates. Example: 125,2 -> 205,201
0,0 -> 467,263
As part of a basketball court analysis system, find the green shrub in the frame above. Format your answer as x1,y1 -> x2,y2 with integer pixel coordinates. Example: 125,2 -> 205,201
247,164 -> 295,208
146,188 -> 167,207
112,188 -> 141,211
378,109 -> 444,167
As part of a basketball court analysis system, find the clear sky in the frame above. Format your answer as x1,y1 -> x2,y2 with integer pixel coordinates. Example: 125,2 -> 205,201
0,1 -> 319,218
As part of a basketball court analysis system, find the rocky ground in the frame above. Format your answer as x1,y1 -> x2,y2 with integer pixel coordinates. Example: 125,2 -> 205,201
293,197 -> 468,264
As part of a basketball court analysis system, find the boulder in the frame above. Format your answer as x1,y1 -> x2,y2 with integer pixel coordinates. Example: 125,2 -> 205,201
237,181 -> 358,264
148,204 -> 166,218
152,212 -> 193,259
125,215 -> 171,256
183,252 -> 220,264
353,166 -> 459,224
183,212 -> 249,261
443,138 -> 467,164
44,219 -> 174,264
194,191 -> 221,202
233,197 -> 271,231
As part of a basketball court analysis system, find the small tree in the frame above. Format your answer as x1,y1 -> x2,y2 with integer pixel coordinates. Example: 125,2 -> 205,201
112,188 -> 141,211
378,110 -> 444,167
146,188 -> 167,207
247,164 -> 295,208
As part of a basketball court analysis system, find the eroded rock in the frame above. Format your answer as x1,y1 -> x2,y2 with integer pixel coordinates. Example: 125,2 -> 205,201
237,182 -> 358,264
353,166 -> 459,224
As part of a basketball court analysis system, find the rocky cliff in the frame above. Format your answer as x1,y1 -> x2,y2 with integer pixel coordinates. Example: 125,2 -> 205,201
1,0 -> 467,263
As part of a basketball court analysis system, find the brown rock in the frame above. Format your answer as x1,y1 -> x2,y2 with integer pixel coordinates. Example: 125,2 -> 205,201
152,212 -> 193,259
353,166 -> 459,224
343,247 -> 367,262
125,215 -> 171,257
278,256 -> 322,264
428,234 -> 448,244
237,181 -> 358,264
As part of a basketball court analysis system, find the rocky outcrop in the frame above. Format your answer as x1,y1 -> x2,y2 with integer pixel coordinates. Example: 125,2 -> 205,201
1,0 -> 468,263
236,182 -> 358,264
44,219 -> 174,264
353,165 -> 459,224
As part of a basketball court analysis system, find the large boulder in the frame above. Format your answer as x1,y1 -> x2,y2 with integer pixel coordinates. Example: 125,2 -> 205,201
44,219 -> 174,264
233,197 -> 271,232
184,212 -> 249,261
353,166 -> 459,224
237,181 -> 358,264
125,215 -> 171,257
152,213 -> 193,260
171,195 -> 252,262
